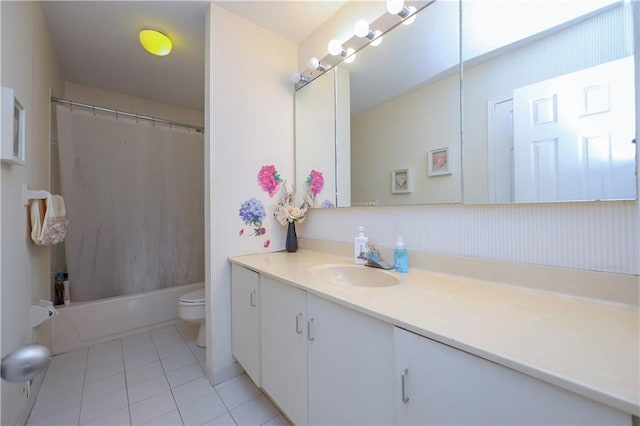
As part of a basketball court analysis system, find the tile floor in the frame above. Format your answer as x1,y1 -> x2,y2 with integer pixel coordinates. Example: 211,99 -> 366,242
27,325 -> 289,426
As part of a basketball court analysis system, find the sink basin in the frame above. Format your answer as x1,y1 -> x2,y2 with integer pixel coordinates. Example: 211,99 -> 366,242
309,264 -> 400,288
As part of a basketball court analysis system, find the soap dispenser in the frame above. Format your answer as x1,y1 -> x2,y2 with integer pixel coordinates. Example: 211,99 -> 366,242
354,227 -> 368,264
393,236 -> 408,273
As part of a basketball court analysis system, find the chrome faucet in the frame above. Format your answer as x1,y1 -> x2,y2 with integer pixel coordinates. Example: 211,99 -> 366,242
358,240 -> 394,270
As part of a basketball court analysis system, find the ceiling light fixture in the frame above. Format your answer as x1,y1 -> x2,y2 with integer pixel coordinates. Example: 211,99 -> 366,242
308,57 -> 327,72
139,29 -> 172,56
354,19 -> 376,40
386,0 -> 412,19
290,72 -> 309,84
402,6 -> 418,25
328,39 -> 347,56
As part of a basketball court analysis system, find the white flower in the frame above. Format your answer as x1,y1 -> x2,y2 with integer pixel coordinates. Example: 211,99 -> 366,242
272,181 -> 312,225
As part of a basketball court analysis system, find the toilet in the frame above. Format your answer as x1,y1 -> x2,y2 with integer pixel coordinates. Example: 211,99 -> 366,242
178,288 -> 206,347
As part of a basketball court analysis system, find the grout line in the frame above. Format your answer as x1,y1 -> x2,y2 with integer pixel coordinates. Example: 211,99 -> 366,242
77,347 -> 90,426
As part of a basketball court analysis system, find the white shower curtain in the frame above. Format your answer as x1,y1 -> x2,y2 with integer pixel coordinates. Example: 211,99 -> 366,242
56,105 -> 204,302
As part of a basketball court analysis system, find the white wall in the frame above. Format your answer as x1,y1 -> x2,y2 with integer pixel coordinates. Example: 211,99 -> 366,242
206,4 -> 296,384
0,2 -> 63,424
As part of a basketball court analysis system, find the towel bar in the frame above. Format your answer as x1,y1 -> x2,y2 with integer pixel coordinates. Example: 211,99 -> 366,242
22,184 -> 49,206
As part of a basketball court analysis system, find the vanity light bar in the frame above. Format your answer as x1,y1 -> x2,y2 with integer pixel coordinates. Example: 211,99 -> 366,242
290,1 -> 434,90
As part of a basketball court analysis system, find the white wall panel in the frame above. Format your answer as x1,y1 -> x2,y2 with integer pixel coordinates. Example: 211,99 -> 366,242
301,201 -> 638,275
206,4 -> 296,382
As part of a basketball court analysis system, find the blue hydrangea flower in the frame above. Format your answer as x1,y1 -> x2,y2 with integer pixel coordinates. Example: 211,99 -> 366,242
239,198 -> 266,226
320,199 -> 335,208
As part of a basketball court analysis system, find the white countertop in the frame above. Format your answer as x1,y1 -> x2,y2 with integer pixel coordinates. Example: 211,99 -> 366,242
229,249 -> 640,416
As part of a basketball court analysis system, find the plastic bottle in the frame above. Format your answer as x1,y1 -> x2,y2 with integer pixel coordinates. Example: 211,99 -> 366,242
393,236 -> 409,273
54,272 -> 65,305
354,227 -> 368,264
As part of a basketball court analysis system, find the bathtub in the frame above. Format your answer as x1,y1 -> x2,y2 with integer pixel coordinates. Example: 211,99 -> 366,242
51,282 -> 204,354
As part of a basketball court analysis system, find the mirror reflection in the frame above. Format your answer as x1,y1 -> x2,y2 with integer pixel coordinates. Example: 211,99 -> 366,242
294,0 -> 636,208
463,0 -> 636,203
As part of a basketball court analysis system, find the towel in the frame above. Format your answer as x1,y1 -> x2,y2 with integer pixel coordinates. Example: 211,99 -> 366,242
30,192 -> 68,245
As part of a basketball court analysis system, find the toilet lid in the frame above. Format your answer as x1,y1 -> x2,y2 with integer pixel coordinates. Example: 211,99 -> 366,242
179,288 -> 205,304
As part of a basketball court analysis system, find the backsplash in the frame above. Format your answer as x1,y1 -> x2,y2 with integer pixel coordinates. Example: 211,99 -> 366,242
299,200 -> 638,275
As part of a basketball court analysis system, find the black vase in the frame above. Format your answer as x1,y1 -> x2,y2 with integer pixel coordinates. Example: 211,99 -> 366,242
286,221 -> 298,253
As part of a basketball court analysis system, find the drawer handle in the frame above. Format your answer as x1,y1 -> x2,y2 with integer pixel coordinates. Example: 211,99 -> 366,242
308,318 -> 315,341
401,368 -> 409,403
250,290 -> 257,307
296,313 -> 303,334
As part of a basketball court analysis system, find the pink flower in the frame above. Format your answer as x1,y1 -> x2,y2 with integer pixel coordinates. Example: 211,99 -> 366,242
239,229 -> 244,236
306,170 -> 324,197
257,165 -> 282,197
258,227 -> 266,235
263,239 -> 271,248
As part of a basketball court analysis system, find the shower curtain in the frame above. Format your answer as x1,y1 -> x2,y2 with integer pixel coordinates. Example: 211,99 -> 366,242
55,105 -> 204,302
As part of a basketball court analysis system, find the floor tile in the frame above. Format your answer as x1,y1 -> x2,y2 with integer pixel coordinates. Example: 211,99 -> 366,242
203,412 -> 237,426
126,360 -> 165,386
123,333 -> 156,357
178,392 -> 227,426
124,348 -> 160,371
38,370 -> 85,398
26,404 -> 80,426
130,390 -> 177,425
156,341 -> 190,360
142,409 -> 184,426
83,372 -> 126,401
81,406 -> 130,426
79,388 -> 128,423
151,327 -> 184,348
29,384 -> 83,422
86,343 -> 122,369
84,358 -> 124,384
229,394 -> 279,426
262,414 -> 292,426
128,374 -> 170,405
172,377 -> 215,408
160,350 -> 196,373
215,374 -> 261,410
166,362 -> 204,388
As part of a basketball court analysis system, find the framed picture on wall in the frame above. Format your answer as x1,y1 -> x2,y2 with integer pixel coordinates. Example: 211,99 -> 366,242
392,168 -> 413,194
1,87 -> 26,165
428,147 -> 450,176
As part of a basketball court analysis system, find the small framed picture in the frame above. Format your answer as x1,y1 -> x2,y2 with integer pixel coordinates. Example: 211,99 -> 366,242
1,87 -> 26,165
392,168 -> 413,194
428,147 -> 451,176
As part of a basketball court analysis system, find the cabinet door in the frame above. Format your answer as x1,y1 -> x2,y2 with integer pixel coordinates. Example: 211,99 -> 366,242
261,277 -> 308,425
394,327 -> 630,425
231,264 -> 261,386
308,294 -> 395,425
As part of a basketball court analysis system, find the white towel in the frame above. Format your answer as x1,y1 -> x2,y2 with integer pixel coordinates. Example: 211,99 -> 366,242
30,192 -> 68,246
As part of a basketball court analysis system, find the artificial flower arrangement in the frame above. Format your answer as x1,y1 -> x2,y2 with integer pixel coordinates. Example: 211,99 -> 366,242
240,165 -> 326,251
272,170 -> 325,225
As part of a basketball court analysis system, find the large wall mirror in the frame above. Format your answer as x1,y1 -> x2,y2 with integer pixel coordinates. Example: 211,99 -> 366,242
294,0 -> 637,207
463,0 -> 636,203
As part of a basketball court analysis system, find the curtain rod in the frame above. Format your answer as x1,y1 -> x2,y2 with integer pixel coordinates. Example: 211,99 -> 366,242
51,97 -> 204,134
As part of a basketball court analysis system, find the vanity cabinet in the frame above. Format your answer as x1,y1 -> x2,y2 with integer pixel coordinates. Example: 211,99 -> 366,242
261,276 -> 395,425
393,327 -> 631,425
230,264 -> 261,386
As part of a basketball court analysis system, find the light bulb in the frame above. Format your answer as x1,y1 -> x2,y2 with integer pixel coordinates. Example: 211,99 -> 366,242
370,31 -> 383,47
386,0 -> 404,15
402,6 -> 417,25
344,48 -> 356,64
290,72 -> 302,83
308,57 -> 320,70
354,19 -> 370,38
328,39 -> 343,56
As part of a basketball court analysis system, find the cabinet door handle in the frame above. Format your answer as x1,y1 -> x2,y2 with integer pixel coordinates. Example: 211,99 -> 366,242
296,313 -> 303,334
401,368 -> 410,403
307,318 -> 315,341
250,290 -> 257,307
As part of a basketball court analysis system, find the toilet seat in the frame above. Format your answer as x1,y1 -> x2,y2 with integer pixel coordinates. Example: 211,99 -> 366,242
179,289 -> 205,305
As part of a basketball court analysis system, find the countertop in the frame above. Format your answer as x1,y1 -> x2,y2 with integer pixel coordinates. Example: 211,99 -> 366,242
228,249 -> 640,416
